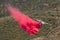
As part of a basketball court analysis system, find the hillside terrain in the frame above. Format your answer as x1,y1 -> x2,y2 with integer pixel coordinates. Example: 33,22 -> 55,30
0,0 -> 60,40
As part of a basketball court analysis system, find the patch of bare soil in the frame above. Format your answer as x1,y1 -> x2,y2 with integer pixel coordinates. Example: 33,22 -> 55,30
31,27 -> 60,40
31,18 -> 60,40
31,36 -> 46,40
45,26 -> 60,40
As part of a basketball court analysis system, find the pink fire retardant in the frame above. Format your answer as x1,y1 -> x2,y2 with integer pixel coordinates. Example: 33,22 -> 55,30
5,5 -> 42,35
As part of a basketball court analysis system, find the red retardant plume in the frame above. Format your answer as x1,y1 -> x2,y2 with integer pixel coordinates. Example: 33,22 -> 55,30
5,5 -> 42,35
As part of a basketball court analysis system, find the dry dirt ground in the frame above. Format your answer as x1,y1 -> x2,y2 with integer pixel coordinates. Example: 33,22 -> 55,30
31,18 -> 60,40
